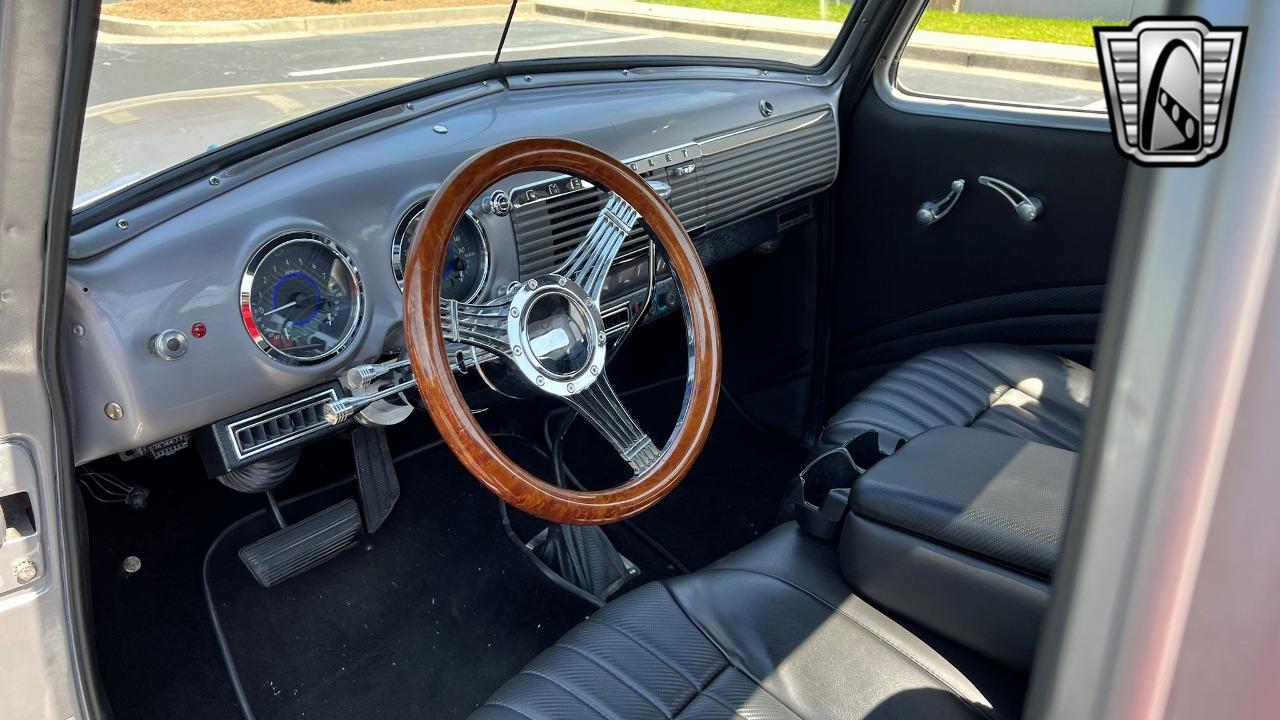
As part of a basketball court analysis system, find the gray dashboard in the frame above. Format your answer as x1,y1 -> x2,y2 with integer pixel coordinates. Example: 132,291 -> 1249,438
65,74 -> 840,464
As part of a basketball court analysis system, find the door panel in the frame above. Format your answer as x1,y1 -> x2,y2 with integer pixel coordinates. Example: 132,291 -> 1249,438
828,91 -> 1127,403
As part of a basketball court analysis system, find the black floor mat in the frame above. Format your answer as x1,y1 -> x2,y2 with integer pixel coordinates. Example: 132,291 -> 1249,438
86,375 -> 805,720
203,441 -> 594,720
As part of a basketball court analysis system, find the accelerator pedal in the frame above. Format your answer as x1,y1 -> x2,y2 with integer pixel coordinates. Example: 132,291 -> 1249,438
352,426 -> 400,534
239,499 -> 361,588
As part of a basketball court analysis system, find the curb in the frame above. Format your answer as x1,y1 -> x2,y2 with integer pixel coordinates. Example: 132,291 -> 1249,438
98,4 -> 512,41
902,43 -> 1099,82
532,2 -> 835,51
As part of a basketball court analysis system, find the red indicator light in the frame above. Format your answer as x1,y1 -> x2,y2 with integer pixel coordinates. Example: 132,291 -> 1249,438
190,322 -> 207,339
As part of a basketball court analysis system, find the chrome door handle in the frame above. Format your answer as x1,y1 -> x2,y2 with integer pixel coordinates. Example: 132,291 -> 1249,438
978,176 -> 1043,222
916,179 -> 965,226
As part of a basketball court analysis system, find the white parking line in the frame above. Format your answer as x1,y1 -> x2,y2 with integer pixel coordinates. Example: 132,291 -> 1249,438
288,34 -> 664,78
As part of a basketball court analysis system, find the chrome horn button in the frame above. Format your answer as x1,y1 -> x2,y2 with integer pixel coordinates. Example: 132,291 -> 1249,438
524,292 -> 592,377
506,275 -> 606,397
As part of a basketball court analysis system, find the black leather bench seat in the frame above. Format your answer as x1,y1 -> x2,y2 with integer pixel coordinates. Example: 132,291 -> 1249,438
470,345 -> 1089,718
470,524 -> 1022,720
815,344 -> 1089,671
817,344 -> 1093,456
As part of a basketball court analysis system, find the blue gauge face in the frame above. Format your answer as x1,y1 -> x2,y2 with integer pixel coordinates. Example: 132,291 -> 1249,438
393,204 -> 488,301
244,235 -> 360,362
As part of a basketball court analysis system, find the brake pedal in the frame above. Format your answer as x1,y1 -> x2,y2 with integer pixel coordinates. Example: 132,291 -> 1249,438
239,499 -> 361,588
352,426 -> 400,534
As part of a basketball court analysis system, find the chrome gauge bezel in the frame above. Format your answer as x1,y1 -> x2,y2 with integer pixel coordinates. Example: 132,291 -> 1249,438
240,230 -> 365,366
391,197 -> 490,302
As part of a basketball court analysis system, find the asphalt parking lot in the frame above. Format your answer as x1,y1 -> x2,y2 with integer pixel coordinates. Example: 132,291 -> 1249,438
89,18 -> 1103,109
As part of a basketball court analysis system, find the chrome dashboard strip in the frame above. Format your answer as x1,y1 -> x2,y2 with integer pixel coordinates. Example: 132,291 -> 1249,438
508,142 -> 702,208
696,107 -> 834,156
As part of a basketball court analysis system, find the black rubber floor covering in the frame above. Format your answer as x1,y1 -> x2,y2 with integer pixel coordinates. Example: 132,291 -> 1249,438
204,442 -> 594,720
86,377 -> 805,720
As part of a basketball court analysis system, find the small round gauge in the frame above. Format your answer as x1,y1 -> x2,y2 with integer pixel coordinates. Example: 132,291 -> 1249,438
391,199 -> 489,301
240,231 -> 364,365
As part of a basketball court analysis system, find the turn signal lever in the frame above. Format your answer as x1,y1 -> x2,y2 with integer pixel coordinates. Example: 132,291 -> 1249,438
346,357 -> 411,389
322,377 -> 417,425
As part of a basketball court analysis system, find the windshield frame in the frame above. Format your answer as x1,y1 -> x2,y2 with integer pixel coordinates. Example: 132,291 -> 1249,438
70,1 -> 869,233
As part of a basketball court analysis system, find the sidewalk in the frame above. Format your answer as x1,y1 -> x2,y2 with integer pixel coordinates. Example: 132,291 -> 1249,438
99,0 -> 1099,81
904,29 -> 1098,81
534,0 -> 843,51
98,4 -> 512,41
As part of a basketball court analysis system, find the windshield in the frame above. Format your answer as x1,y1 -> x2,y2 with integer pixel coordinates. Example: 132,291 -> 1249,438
77,0 -> 852,209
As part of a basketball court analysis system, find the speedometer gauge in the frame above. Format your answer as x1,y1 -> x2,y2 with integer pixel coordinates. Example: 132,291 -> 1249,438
391,199 -> 489,301
240,231 -> 364,365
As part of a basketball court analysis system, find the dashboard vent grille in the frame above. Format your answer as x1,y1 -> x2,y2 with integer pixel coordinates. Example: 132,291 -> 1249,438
697,108 -> 838,229
229,389 -> 338,460
514,169 -> 703,279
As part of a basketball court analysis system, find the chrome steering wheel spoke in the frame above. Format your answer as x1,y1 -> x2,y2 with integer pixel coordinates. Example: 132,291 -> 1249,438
439,294 -> 513,359
557,192 -> 641,303
562,373 -> 661,474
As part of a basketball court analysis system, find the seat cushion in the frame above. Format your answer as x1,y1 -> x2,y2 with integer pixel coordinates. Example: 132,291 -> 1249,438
470,524 -> 1022,720
818,344 -> 1092,456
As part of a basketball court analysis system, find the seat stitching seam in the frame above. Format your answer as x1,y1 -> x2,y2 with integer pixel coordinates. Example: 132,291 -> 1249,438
917,355 -> 1006,398
855,384 -> 957,417
656,584 -> 817,720
688,568 -> 995,720
974,381 -> 1078,448
846,395 -> 932,429
888,365 -> 985,419
907,356 -> 996,403
552,641 -> 673,719
867,378 -> 968,426
517,669 -> 614,720
689,671 -> 766,720
481,701 -> 539,720
481,702 -> 540,717
978,400 -> 1081,447
671,663 -> 730,719
953,346 -> 1089,423
974,407 -> 1067,448
958,345 -> 1090,418
591,617 -> 708,689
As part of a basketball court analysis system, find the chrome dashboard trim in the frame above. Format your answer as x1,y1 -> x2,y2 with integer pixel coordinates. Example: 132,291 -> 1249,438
696,107 -> 834,155
239,230 -> 366,366
508,142 -> 702,208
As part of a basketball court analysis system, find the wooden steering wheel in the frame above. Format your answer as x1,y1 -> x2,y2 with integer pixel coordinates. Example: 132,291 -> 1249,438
403,138 -> 721,525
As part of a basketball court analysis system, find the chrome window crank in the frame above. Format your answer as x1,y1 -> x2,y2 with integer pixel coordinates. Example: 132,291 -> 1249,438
916,179 -> 965,226
978,176 -> 1043,222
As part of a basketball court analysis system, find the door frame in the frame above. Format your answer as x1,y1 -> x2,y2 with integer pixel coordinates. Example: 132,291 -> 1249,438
0,0 -> 106,717
1027,1 -> 1280,718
